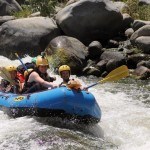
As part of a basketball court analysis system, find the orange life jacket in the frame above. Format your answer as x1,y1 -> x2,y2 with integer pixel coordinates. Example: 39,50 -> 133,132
67,79 -> 82,90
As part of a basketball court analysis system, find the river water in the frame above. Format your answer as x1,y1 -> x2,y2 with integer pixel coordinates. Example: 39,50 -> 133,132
0,56 -> 149,150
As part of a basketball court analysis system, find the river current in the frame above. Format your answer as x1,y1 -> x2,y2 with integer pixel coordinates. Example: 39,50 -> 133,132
0,56 -> 149,150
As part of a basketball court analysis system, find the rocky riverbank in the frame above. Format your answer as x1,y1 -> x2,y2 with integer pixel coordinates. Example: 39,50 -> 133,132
0,0 -> 149,79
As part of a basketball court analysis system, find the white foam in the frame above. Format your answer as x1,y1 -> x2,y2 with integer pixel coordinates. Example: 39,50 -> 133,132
91,83 -> 150,150
0,55 -> 150,149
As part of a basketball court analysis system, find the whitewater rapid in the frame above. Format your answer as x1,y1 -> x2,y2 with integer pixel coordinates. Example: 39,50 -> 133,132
0,56 -> 149,150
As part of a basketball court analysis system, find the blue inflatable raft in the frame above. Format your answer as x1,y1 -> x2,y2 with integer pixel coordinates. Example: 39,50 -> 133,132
0,87 -> 101,124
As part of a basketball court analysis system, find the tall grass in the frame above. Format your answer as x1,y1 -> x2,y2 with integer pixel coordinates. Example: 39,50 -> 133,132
28,0 -> 58,17
13,5 -> 32,18
121,0 -> 150,20
14,0 -> 150,20
14,0 -> 59,18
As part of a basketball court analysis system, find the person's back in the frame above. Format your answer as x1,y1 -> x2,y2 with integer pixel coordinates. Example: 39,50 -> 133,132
16,57 -> 37,81
23,55 -> 58,93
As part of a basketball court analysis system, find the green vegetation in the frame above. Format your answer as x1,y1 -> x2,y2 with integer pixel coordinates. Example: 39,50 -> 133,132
138,5 -> 150,20
13,5 -> 32,18
121,0 -> 150,20
47,48 -> 70,68
28,0 -> 58,17
14,0 -> 150,20
14,0 -> 60,18
131,47 -> 142,54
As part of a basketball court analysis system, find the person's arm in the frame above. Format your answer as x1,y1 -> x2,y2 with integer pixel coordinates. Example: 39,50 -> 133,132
28,72 -> 58,88
49,76 -> 56,82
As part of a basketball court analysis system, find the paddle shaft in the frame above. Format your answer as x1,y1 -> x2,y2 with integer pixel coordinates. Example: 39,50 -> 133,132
86,82 -> 99,89
15,53 -> 28,71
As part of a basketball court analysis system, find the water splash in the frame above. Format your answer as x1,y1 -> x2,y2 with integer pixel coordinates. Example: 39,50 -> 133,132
0,56 -> 150,150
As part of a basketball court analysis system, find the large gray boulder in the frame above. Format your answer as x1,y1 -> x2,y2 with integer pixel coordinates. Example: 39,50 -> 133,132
56,0 -> 123,45
139,0 -> 150,6
46,36 -> 87,75
135,36 -> 150,54
66,0 -> 79,6
125,28 -> 134,38
0,17 -> 61,58
0,16 -> 15,25
114,1 -> 129,13
133,66 -> 150,80
87,41 -> 103,60
127,53 -> 150,69
100,50 -> 126,72
0,0 -> 22,16
132,20 -> 150,31
130,25 -> 150,41
100,50 -> 126,62
137,60 -> 150,68
121,13 -> 134,32
130,25 -> 150,54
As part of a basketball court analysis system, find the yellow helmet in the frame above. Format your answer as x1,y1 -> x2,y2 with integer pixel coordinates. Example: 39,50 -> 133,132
24,69 -> 33,78
36,56 -> 49,67
59,65 -> 71,74
5,65 -> 17,72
